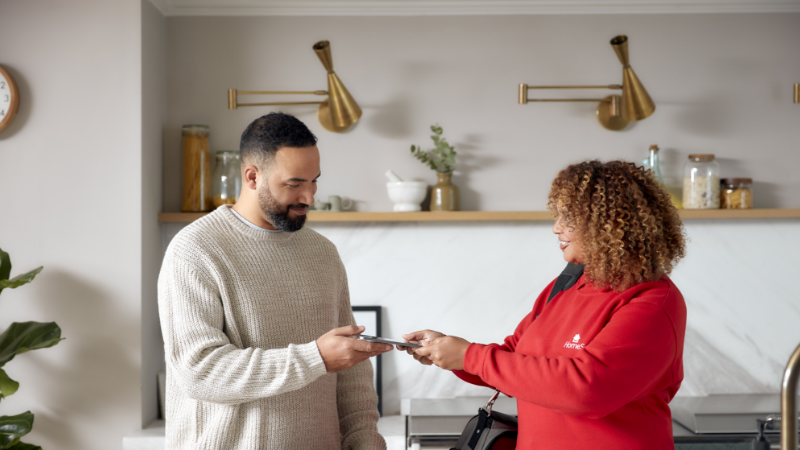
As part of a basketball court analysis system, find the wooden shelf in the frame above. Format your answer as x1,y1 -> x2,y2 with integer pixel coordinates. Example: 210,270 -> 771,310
158,209 -> 800,223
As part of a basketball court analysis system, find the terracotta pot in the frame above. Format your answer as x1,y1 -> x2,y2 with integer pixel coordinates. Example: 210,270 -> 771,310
430,172 -> 460,211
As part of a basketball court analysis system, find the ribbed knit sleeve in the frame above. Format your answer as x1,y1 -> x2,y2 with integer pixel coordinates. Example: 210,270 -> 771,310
158,250 -> 327,406
334,260 -> 387,450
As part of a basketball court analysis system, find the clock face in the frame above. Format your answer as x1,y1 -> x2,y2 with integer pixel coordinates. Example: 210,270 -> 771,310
0,66 -> 20,134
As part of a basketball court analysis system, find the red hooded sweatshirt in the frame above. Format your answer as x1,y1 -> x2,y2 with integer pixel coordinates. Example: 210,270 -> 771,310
456,274 -> 686,450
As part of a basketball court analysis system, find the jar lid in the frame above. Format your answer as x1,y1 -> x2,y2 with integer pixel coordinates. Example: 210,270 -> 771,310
688,153 -> 715,161
182,124 -> 209,136
721,177 -> 752,185
649,144 -> 659,151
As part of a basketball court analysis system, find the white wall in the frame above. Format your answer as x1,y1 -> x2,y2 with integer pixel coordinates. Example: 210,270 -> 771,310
0,1 -> 153,448
142,0 -> 167,428
163,14 -> 800,212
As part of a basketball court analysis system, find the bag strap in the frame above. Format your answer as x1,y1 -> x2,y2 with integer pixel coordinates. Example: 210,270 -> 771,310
482,389 -> 501,416
546,263 -> 584,305
467,408 -> 492,449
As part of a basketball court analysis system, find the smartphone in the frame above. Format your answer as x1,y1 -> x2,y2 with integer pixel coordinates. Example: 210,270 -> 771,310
351,335 -> 422,348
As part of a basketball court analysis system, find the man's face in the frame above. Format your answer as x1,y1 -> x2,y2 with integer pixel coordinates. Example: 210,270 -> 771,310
258,146 -> 320,232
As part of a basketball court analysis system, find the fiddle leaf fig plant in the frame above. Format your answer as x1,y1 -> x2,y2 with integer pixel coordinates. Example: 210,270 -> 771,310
410,124 -> 457,174
0,247 -> 61,450
0,411 -> 35,449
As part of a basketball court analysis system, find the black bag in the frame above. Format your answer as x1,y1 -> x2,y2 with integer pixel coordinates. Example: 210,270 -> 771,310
450,263 -> 585,450
450,390 -> 518,450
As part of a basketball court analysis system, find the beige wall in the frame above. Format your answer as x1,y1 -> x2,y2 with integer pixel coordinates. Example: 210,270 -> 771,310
164,14 -> 800,212
0,0 -> 158,448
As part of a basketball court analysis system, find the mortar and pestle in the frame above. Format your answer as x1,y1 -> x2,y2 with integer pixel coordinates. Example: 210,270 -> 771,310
385,170 -> 427,212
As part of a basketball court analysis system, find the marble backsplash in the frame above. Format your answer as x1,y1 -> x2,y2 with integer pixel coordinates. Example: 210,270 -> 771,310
162,218 -> 800,415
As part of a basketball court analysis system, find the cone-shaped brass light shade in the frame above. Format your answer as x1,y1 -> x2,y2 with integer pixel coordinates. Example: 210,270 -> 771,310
313,40 -> 361,132
610,35 -> 655,122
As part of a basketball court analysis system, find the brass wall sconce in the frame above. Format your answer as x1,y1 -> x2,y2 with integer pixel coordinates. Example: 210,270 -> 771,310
794,83 -> 799,104
228,41 -> 361,132
518,35 -> 655,131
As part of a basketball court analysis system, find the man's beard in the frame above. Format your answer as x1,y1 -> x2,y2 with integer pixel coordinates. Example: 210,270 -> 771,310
258,184 -> 308,232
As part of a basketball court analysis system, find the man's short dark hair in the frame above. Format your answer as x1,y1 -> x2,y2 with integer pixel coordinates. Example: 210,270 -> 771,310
239,112 -> 318,169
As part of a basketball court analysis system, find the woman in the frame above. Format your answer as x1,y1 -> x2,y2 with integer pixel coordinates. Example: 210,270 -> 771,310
402,160 -> 687,450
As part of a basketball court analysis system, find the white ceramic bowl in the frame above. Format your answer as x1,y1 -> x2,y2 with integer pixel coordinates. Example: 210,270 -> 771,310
386,181 -> 428,212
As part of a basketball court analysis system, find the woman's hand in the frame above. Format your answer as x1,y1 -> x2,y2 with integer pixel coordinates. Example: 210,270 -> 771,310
398,330 -> 446,365
414,335 -> 471,371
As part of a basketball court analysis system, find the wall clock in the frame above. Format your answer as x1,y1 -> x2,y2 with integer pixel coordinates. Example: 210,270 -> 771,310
0,65 -> 20,134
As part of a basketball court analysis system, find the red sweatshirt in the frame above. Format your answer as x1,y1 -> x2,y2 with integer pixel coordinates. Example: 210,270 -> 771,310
456,274 -> 686,450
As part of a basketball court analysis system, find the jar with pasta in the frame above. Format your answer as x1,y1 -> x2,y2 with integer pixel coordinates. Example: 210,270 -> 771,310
181,125 -> 212,212
682,154 -> 720,209
212,151 -> 241,208
720,178 -> 753,209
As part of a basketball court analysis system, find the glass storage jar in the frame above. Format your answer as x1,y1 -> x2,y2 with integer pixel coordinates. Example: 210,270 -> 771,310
682,154 -> 720,209
720,178 -> 753,209
212,151 -> 241,208
181,125 -> 212,212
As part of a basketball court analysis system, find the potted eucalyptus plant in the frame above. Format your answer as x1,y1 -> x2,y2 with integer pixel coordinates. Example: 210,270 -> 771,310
0,247 -> 62,450
410,124 -> 460,211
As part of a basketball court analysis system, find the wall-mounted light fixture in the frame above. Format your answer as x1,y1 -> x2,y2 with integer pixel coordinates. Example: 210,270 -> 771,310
228,41 -> 362,132
794,83 -> 799,104
518,35 -> 655,131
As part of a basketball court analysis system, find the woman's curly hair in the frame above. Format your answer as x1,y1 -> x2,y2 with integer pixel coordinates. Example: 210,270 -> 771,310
547,160 -> 687,292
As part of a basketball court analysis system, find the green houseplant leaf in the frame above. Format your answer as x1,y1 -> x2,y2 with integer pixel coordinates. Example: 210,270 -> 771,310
6,442 -> 42,450
410,124 -> 456,174
0,323 -> 62,369
0,249 -> 10,282
0,249 -> 56,450
0,248 -> 43,296
0,268 -> 43,297
0,369 -> 19,398
0,411 -> 33,449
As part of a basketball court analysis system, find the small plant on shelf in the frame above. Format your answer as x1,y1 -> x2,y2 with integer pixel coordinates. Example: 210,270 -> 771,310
410,124 -> 457,174
0,247 -> 63,450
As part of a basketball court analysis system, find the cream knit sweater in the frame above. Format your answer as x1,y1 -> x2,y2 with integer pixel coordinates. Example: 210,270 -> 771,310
157,205 -> 385,450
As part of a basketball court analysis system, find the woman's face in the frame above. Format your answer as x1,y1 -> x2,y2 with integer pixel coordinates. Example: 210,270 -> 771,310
552,208 -> 583,263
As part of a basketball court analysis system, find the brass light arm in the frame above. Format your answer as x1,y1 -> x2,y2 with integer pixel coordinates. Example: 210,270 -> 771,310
228,89 -> 328,110
233,101 -> 326,107
525,99 -> 614,102
519,83 -> 621,104
517,35 -> 655,131
524,85 -> 622,90
237,90 -> 327,95
225,41 -> 362,133
519,82 -> 623,118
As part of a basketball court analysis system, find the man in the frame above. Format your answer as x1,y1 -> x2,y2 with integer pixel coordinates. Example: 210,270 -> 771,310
158,112 -> 392,450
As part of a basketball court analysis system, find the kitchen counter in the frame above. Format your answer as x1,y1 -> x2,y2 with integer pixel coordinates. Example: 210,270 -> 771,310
121,416 -> 791,450
124,394 -> 797,450
123,416 -> 407,450
403,396 -> 795,450
673,420 -> 776,449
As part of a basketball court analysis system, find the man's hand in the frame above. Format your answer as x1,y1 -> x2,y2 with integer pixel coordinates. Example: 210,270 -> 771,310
397,330 -> 446,366
317,325 -> 393,373
413,335 -> 470,371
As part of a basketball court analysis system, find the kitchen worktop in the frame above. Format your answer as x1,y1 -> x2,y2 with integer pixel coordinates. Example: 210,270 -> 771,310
122,416 -> 408,450
401,396 -> 793,450
123,416 -> 788,450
